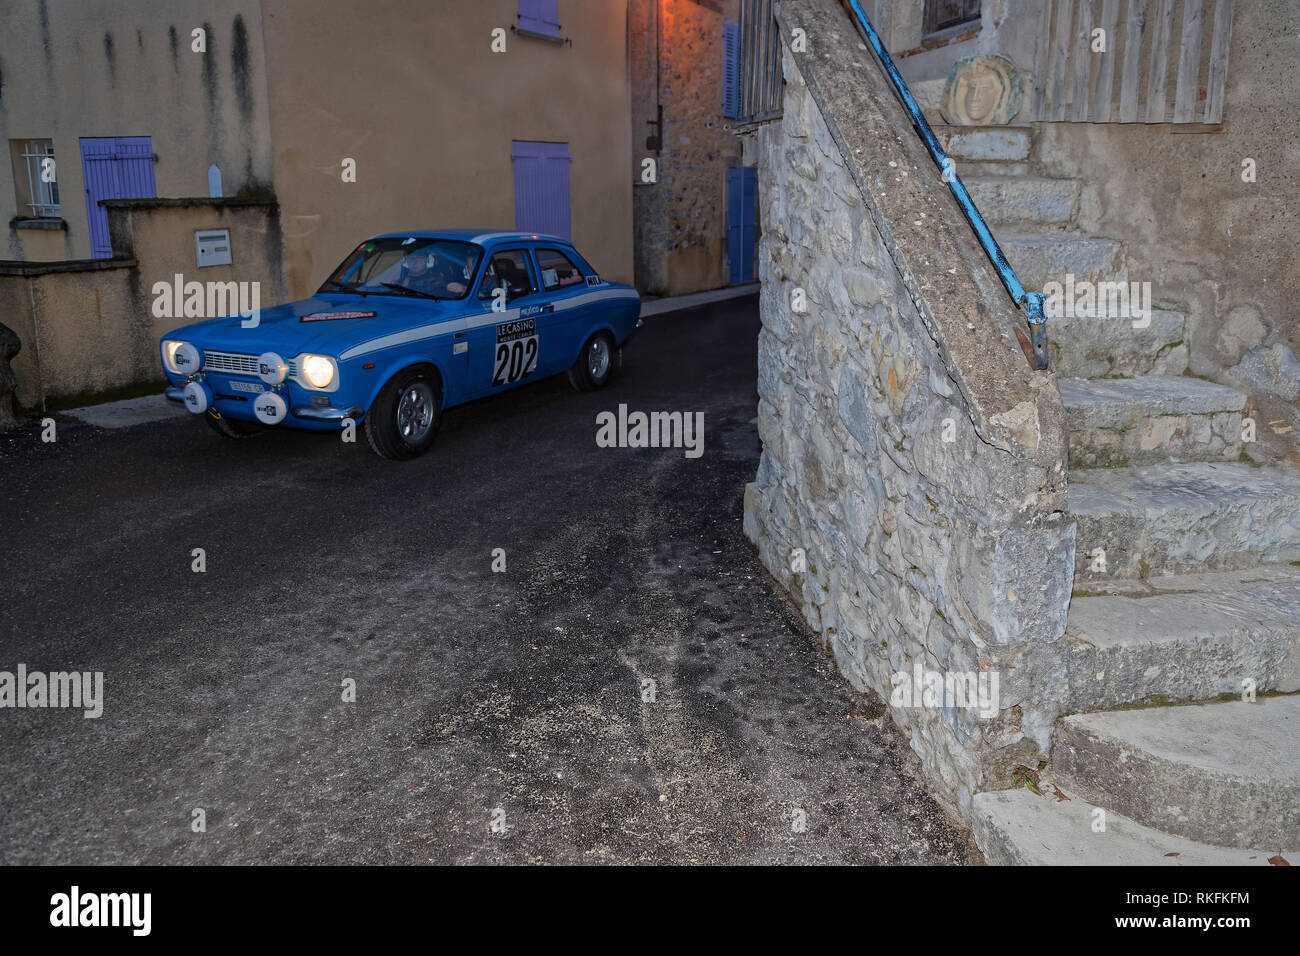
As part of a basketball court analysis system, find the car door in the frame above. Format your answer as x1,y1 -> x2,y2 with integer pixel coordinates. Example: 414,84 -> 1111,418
530,245 -> 592,370
468,247 -> 547,397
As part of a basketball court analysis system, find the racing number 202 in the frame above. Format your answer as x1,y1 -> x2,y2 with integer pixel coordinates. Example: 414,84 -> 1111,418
493,335 -> 538,386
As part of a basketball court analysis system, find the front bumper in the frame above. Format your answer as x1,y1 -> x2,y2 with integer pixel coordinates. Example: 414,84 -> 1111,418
165,386 -> 362,424
290,403 -> 365,422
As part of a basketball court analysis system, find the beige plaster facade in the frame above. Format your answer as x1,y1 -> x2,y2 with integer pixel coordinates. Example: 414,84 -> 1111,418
0,0 -> 633,292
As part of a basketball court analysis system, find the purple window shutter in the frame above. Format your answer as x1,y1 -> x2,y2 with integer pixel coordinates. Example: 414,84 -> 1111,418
80,140 -> 117,258
512,141 -> 571,240
114,138 -> 157,198
519,0 -> 560,37
80,136 -> 156,258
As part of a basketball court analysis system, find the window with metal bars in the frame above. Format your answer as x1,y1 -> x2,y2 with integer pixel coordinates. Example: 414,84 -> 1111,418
14,139 -> 61,218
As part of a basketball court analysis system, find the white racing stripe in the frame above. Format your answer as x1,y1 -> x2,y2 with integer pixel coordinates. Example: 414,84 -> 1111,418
337,287 -> 640,361
339,315 -> 461,361
552,288 -> 640,312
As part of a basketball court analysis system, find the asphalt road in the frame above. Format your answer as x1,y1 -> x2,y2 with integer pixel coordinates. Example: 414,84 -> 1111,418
0,293 -> 978,864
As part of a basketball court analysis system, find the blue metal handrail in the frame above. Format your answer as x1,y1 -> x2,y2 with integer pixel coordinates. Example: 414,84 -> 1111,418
843,0 -> 1048,369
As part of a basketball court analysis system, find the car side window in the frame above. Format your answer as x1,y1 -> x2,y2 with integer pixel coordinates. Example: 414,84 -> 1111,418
478,249 -> 537,303
535,248 -> 585,292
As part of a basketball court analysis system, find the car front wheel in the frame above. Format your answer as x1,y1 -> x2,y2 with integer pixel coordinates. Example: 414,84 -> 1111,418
567,331 -> 615,392
364,366 -> 443,460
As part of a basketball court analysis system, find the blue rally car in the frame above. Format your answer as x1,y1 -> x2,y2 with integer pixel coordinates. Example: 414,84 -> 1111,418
161,230 -> 642,459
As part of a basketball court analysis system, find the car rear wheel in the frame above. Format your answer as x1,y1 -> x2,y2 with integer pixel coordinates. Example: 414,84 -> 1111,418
205,410 -> 264,438
365,366 -> 442,460
567,331 -> 615,392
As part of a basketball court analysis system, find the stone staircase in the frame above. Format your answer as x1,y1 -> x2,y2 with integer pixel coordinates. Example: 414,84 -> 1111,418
938,125 -> 1300,865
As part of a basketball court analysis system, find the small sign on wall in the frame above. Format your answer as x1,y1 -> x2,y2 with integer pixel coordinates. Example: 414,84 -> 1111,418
195,229 -> 232,267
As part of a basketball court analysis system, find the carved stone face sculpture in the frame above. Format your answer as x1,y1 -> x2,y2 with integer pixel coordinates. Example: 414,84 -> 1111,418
941,55 -> 1022,125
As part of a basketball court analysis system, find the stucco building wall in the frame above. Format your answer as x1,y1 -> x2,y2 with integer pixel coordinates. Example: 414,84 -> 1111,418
0,258 -> 144,409
1,0 -> 634,297
0,0 -> 276,261
260,0 -> 635,299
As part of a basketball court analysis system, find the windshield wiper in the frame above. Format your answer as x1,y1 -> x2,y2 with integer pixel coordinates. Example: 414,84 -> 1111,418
379,282 -> 444,300
321,280 -> 369,296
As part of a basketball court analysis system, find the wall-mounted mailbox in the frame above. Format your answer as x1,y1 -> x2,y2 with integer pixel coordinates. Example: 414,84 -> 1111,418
195,229 -> 232,267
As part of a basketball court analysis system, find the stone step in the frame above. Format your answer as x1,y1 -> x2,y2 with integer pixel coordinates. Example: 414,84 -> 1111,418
1060,376 -> 1246,467
1053,696 -> 1300,848
971,787 -> 1288,865
999,233 -> 1126,291
1048,308 -> 1188,378
1069,461 -> 1300,579
966,176 -> 1079,226
935,125 -> 1032,161
1066,566 -> 1300,710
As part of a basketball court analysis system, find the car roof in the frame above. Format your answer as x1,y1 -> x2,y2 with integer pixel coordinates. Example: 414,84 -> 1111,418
369,229 -> 573,247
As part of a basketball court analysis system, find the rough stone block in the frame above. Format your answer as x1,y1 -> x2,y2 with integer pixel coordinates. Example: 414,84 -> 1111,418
1059,376 -> 1246,467
934,125 -> 1032,161
966,176 -> 1079,227
999,233 -> 1126,290
1053,697 -> 1300,849
971,788 -> 1287,865
1048,308 -> 1188,378
1069,462 -> 1300,578
1066,565 -> 1300,709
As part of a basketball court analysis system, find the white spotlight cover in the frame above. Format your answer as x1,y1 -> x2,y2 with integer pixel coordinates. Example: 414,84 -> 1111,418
253,390 -> 287,425
257,352 -> 288,385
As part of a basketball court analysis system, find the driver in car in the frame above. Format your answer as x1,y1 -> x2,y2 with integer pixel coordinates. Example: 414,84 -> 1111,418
402,248 -> 467,297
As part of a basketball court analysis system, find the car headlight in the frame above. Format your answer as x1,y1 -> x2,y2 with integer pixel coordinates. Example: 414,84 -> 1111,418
163,340 -> 201,375
300,354 -> 337,389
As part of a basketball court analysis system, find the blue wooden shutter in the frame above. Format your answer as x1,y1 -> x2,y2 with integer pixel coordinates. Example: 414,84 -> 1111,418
512,141 -> 571,240
80,136 -> 157,259
519,0 -> 560,37
722,21 -> 740,119
727,166 -> 757,285
722,22 -> 743,119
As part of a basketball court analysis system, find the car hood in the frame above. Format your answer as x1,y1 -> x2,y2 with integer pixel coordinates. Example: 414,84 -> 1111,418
162,294 -> 469,357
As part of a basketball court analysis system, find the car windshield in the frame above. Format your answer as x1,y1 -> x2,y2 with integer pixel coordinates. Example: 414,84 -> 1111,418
319,237 -> 482,300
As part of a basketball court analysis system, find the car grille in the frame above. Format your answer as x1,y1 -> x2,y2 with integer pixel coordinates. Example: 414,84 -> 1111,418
202,351 -> 299,377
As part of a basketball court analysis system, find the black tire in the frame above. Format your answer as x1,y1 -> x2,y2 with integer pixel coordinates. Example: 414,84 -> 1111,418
566,331 -> 616,392
364,365 -> 443,460
205,410 -> 264,438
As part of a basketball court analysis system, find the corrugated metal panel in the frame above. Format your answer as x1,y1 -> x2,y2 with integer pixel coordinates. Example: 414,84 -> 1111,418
737,0 -> 783,124
512,141 -> 571,240
1031,0 -> 1234,124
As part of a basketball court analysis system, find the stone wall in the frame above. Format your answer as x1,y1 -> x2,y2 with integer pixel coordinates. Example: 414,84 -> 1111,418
743,0 -> 1074,812
630,0 -> 743,297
